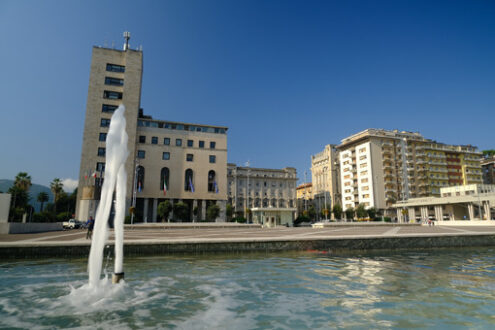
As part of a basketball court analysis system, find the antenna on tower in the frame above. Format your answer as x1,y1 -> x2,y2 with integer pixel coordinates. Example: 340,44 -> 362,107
123,31 -> 131,51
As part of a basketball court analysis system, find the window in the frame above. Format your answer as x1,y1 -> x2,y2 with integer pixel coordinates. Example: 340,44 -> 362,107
164,137 -> 170,145
209,155 -> 216,163
160,167 -> 169,191
103,90 -> 122,100
210,141 -> 216,149
101,119 -> 111,127
137,150 -> 145,159
361,178 -> 368,183
344,175 -> 351,179
359,155 -> 367,160
187,140 -> 193,147
208,170 -> 216,192
185,169 -> 194,191
162,152 -> 170,160
362,186 -> 369,191
105,77 -> 124,86
176,139 -> 182,147
96,162 -> 105,172
151,137 -> 158,144
361,170 -> 368,176
199,141 -> 205,148
102,104 -> 118,113
360,163 -> 367,168
106,63 -> 125,73
97,147 -> 105,157
186,154 -> 194,162
139,136 -> 146,143
137,166 -> 145,190
99,133 -> 107,141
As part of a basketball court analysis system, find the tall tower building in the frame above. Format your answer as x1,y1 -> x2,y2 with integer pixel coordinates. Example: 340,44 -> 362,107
76,34 -> 228,222
76,33 -> 144,220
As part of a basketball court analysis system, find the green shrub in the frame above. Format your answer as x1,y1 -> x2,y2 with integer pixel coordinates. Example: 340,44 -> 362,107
57,211 -> 72,222
233,217 -> 246,223
32,211 -> 57,223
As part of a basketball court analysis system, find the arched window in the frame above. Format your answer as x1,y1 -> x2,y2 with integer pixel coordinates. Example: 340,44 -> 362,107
185,169 -> 194,191
208,170 -> 216,192
137,166 -> 145,191
160,167 -> 170,191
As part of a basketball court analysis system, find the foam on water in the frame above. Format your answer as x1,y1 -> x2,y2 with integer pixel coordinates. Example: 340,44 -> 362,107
88,104 -> 128,286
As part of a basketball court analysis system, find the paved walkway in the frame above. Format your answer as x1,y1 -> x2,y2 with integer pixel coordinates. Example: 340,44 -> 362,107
2,224 -> 495,247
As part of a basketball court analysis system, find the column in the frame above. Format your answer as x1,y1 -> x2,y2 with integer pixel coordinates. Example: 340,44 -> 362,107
201,201 -> 206,222
421,206 -> 428,222
193,200 -> 198,222
397,209 -> 403,223
484,201 -> 490,220
169,199 -> 174,222
434,205 -> 443,222
152,198 -> 158,223
468,203 -> 474,220
408,208 -> 416,223
143,198 -> 149,223
217,200 -> 227,222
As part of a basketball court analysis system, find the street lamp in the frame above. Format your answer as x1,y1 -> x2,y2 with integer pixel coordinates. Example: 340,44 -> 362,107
131,160 -> 139,224
244,161 -> 250,220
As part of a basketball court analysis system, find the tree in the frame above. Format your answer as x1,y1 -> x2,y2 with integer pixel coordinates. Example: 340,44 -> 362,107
307,205 -> 316,220
157,200 -> 172,222
356,204 -> 367,219
37,192 -> 49,212
50,178 -> 63,214
345,207 -> 355,221
332,204 -> 343,220
482,149 -> 495,158
367,207 -> 377,220
226,204 -> 233,222
206,204 -> 220,221
173,202 -> 189,222
14,172 -> 32,191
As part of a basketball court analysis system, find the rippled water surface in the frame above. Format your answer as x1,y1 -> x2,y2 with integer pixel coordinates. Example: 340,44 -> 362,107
1,248 -> 495,329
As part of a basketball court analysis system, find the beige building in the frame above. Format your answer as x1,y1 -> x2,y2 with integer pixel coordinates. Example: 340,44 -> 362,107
227,164 -> 297,226
394,184 -> 495,223
296,182 -> 313,217
310,144 -> 340,219
76,34 -> 228,222
337,129 -> 483,214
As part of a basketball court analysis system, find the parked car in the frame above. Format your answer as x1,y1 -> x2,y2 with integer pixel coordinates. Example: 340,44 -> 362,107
63,219 -> 80,229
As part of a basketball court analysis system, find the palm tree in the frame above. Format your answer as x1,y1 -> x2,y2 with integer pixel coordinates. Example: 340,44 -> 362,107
37,192 -> 49,212
50,178 -> 64,214
14,172 -> 32,191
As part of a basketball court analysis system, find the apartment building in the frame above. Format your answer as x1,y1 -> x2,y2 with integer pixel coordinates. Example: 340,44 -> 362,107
337,129 -> 482,213
76,34 -> 228,222
310,144 -> 340,218
227,164 -> 297,226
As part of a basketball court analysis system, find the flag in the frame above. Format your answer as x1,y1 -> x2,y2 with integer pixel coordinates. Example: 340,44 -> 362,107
138,181 -> 142,192
189,177 -> 195,193
214,181 -> 219,194
163,181 -> 167,196
92,172 -> 97,178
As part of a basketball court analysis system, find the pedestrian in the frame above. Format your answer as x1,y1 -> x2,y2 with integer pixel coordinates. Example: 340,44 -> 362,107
86,216 -> 95,239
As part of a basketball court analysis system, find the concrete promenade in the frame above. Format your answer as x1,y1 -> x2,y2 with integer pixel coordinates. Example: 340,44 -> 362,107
1,223 -> 495,258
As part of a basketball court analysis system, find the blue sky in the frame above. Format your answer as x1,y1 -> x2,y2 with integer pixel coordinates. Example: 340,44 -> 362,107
1,0 -> 494,191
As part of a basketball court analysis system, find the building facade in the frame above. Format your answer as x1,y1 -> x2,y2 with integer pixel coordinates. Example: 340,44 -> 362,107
337,129 -> 483,213
296,182 -> 313,216
482,157 -> 495,184
310,144 -> 340,219
76,35 -> 228,222
227,164 -> 297,226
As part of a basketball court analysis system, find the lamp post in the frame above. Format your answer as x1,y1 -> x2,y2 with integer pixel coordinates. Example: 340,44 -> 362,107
244,161 -> 250,220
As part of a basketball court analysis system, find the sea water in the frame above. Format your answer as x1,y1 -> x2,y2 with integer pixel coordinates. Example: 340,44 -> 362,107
1,248 -> 495,329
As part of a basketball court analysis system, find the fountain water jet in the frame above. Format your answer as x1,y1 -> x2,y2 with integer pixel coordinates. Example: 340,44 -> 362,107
88,105 -> 129,287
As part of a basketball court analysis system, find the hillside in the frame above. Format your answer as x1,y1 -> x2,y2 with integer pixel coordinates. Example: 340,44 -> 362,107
0,179 -> 54,212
